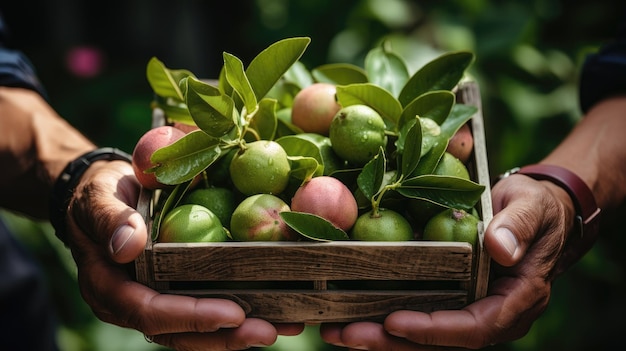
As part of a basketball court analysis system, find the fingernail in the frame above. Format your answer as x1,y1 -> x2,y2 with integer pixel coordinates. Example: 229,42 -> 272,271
495,227 -> 518,258
387,329 -> 405,338
248,343 -> 271,347
110,225 -> 135,255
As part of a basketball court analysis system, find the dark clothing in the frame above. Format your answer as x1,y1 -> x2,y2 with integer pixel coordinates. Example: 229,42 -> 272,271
0,13 -> 60,351
0,14 -> 46,97
0,221 -> 59,351
579,13 -> 626,112
0,47 -> 46,97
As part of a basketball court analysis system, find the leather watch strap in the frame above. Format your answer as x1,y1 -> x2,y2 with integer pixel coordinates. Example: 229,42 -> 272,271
515,164 -> 601,239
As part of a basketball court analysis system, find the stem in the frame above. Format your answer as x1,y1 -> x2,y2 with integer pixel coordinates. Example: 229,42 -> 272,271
370,174 -> 404,217
370,190 -> 383,217
201,171 -> 210,188
245,128 -> 262,141
221,138 -> 246,154
384,130 -> 398,137
238,104 -> 262,141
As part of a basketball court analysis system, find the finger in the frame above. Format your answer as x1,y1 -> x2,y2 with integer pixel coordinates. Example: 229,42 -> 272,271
274,323 -> 305,336
383,276 -> 549,348
67,215 -> 248,336
334,322 -> 440,351
79,251 -> 247,335
319,323 -> 347,346
151,318 -> 279,351
486,176 -> 556,267
69,160 -> 148,263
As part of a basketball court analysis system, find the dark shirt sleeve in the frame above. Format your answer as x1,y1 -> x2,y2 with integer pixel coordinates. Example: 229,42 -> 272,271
0,13 -> 47,97
579,14 -> 626,113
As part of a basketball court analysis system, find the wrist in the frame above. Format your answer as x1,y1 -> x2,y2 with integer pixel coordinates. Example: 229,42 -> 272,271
541,180 -> 577,230
49,147 -> 132,245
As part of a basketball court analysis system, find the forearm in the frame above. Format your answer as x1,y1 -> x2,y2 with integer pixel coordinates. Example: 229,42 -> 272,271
536,95 -> 626,275
0,87 -> 95,219
542,94 -> 626,211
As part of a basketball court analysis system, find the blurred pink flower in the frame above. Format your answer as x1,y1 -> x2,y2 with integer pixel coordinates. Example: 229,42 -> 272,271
65,46 -> 104,78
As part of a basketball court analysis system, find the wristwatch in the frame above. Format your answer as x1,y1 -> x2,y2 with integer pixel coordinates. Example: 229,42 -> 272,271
49,147 -> 132,245
500,164 -> 601,239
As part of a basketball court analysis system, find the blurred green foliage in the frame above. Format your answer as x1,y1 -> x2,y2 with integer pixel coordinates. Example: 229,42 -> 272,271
1,0 -> 625,350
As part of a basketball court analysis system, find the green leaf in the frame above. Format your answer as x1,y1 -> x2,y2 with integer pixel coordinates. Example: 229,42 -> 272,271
266,80 -> 301,109
246,37 -> 311,100
153,97 -> 193,125
401,122 -> 422,178
312,63 -> 368,85
149,130 -> 222,185
287,156 -> 319,182
249,98 -> 278,140
170,69 -> 197,85
398,174 -> 485,210
413,137 -> 447,175
281,60 -> 314,89
336,83 -> 403,126
395,117 -> 414,155
440,103 -> 478,139
364,43 -> 410,98
418,117 -> 444,156
276,135 -> 325,176
275,111 -> 304,138
357,147 -> 386,200
287,133 -> 344,175
186,76 -> 221,95
217,67 -> 233,95
398,51 -> 475,107
152,180 -> 193,241
146,57 -> 195,101
223,52 -> 257,114
398,90 -> 455,129
280,211 -> 350,241
186,77 -> 237,138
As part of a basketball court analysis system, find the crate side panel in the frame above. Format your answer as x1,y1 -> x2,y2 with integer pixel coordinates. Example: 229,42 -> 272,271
458,81 -> 493,300
151,242 -> 473,282
134,187 -> 155,286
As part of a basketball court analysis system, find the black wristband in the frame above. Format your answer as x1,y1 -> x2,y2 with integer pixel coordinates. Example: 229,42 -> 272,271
49,147 -> 132,245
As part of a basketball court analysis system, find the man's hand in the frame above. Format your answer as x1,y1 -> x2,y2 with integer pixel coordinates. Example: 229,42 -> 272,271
67,160 -> 303,350
320,174 -> 574,350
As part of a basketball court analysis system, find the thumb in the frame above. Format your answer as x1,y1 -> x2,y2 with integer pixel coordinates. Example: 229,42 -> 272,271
484,212 -> 524,267
108,211 -> 148,264
484,176 -> 548,267
69,160 -> 148,264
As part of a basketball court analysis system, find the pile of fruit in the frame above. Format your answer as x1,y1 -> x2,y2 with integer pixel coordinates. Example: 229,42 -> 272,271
131,37 -> 486,245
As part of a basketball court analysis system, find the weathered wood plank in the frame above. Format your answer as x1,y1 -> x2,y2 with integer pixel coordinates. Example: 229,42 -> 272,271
152,241 -> 473,281
458,80 -> 493,301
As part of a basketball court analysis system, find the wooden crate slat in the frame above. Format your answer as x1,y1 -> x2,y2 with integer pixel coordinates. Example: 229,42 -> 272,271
151,241 -> 473,282
459,80 -> 493,300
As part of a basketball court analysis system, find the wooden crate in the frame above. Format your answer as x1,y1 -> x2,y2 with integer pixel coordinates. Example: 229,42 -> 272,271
133,81 -> 493,323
